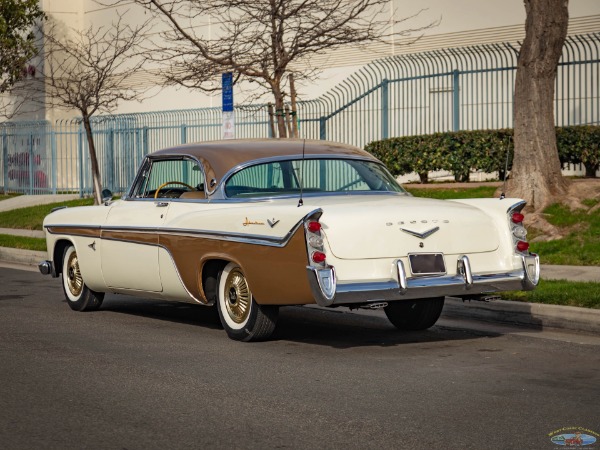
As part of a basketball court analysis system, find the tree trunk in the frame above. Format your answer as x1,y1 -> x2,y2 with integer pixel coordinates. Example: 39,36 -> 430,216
82,116 -> 103,205
273,86 -> 287,138
289,74 -> 299,138
507,0 -> 569,210
584,162 -> 598,178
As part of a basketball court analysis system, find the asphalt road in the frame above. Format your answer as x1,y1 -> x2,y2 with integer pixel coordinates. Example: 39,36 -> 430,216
1,267 -> 599,450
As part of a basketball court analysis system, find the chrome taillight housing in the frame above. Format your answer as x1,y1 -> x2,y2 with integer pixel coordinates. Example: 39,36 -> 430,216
509,205 -> 530,254
305,219 -> 327,266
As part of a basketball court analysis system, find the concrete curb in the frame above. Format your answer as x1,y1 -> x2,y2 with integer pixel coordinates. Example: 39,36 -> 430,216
443,297 -> 600,334
0,194 -> 79,212
0,247 -> 46,267
0,228 -> 45,238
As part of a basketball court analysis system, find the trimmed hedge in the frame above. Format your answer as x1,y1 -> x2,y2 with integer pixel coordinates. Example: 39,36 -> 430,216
365,126 -> 599,182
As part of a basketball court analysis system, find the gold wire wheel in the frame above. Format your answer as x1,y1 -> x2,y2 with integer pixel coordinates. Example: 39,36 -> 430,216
223,268 -> 251,324
66,250 -> 83,298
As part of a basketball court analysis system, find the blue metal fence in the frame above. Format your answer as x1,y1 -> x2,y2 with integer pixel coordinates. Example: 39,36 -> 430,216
1,33 -> 599,195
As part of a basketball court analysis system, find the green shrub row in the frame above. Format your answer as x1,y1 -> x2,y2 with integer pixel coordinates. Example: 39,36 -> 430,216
365,126 -> 600,182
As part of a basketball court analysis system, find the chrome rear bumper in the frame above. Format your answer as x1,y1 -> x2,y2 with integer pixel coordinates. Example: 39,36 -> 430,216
306,254 -> 540,307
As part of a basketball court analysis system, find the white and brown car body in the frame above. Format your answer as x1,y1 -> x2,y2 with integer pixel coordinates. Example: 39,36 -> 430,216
39,139 -> 540,341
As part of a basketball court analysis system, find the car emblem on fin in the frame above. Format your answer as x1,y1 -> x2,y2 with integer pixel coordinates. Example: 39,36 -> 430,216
267,218 -> 280,228
400,226 -> 440,239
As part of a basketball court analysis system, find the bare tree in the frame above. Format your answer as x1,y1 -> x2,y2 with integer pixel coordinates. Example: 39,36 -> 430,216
124,0 -> 433,138
34,15 -> 149,204
507,0 -> 569,211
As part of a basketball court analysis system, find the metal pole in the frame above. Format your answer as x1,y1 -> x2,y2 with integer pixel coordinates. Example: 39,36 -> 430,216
2,129 -> 7,194
453,69 -> 461,131
381,79 -> 389,139
51,129 -> 57,194
28,134 -> 34,195
319,117 -> 327,140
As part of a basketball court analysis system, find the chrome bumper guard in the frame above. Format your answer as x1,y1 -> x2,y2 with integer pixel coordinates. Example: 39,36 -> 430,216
38,260 -> 57,277
306,254 -> 540,307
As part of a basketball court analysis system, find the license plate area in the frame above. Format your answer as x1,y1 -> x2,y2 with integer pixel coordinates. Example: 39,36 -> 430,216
408,253 -> 446,276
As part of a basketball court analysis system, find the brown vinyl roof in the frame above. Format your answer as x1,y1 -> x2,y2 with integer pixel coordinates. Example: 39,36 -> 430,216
150,138 -> 379,184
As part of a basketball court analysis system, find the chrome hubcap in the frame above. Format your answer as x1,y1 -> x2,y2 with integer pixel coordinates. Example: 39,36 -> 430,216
224,269 -> 250,324
66,251 -> 83,297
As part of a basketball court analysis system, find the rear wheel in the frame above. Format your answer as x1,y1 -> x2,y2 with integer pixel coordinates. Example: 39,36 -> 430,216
384,297 -> 445,330
217,262 -> 278,341
62,245 -> 104,311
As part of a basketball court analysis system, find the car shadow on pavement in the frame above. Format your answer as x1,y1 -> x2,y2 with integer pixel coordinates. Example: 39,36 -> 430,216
98,295 -> 502,349
99,295 -> 223,330
270,305 -> 503,349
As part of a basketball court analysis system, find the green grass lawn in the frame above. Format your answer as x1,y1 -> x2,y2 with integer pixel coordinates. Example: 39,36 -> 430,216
0,194 -> 21,202
529,200 -> 600,266
500,279 -> 600,309
0,234 -> 47,251
0,198 -> 94,230
405,186 -> 498,199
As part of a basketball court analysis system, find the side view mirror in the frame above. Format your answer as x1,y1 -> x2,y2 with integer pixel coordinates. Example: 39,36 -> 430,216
101,189 -> 113,204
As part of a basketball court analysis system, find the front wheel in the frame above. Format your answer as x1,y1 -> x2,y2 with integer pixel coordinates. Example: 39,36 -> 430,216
384,297 -> 445,331
217,262 -> 278,341
62,245 -> 104,312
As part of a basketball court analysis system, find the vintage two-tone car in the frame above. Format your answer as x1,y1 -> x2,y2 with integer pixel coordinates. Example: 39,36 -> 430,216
39,139 -> 539,341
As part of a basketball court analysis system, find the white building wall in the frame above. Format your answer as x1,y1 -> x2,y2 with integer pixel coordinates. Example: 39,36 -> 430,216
12,0 -> 600,119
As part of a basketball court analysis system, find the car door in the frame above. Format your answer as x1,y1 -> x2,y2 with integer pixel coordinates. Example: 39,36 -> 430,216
101,199 -> 167,292
100,156 -> 206,293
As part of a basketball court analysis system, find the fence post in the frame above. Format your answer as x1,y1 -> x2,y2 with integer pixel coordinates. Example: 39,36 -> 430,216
28,134 -> 34,195
181,124 -> 187,144
51,129 -> 57,194
453,69 -> 460,131
381,78 -> 389,139
2,129 -> 7,194
319,117 -> 327,140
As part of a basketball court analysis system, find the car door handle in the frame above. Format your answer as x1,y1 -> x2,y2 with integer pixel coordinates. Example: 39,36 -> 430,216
155,202 -> 169,207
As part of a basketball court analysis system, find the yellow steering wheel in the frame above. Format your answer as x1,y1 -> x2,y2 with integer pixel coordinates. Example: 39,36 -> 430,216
154,181 -> 195,199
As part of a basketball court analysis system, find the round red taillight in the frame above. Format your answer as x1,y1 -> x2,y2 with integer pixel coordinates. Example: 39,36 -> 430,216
307,221 -> 321,233
516,241 -> 529,252
512,212 -> 525,224
311,251 -> 326,263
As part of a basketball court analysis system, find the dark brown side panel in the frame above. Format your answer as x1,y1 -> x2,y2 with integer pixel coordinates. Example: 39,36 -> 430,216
159,228 -> 314,305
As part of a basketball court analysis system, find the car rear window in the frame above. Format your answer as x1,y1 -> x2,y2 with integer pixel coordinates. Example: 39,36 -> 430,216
224,158 -> 405,198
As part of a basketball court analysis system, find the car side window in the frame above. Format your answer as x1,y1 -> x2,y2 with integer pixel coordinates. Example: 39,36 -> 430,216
133,159 -> 205,198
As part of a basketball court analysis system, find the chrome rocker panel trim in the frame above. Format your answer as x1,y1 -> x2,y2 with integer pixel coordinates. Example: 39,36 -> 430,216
307,254 -> 540,307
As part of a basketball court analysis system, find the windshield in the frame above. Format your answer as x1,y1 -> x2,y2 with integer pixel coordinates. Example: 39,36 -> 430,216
224,158 -> 406,199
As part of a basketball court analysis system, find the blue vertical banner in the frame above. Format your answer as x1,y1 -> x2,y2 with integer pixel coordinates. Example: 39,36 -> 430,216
222,72 -> 235,139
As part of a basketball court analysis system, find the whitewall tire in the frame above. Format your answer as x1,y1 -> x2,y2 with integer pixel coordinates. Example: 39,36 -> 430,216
217,262 -> 278,341
62,245 -> 104,312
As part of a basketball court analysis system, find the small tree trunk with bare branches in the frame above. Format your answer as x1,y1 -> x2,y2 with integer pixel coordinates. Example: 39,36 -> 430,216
82,116 -> 103,204
507,0 -> 569,210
